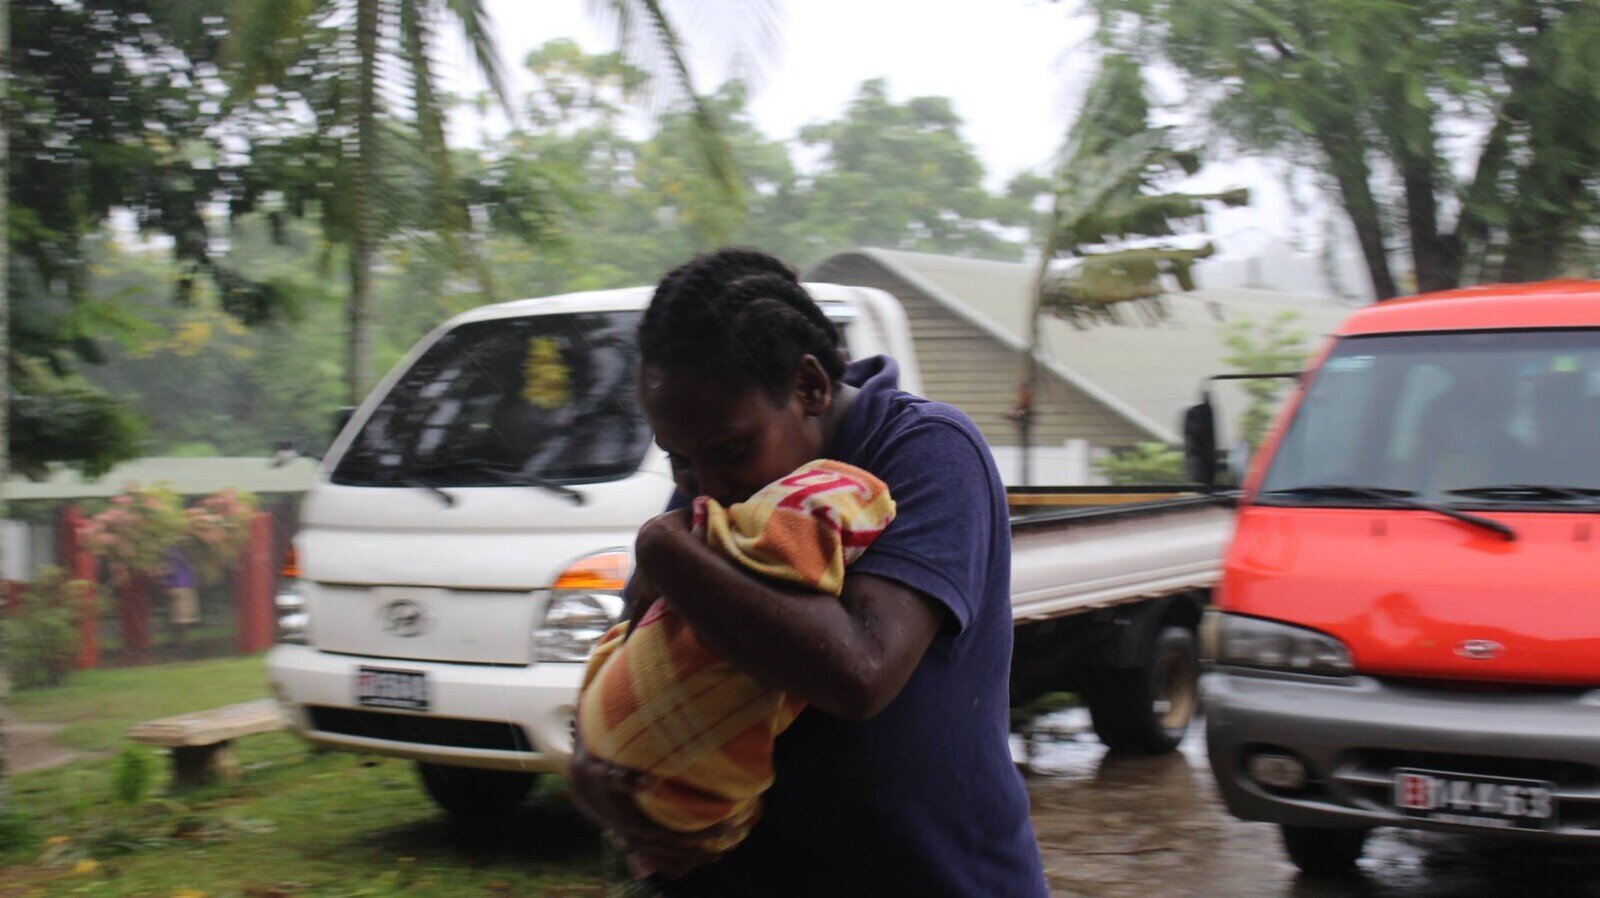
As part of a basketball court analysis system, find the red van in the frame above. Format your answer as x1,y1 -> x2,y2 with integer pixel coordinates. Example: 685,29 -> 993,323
1195,282 -> 1600,875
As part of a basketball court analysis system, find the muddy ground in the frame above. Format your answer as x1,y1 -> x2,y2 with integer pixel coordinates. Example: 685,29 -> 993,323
1018,710 -> 1600,897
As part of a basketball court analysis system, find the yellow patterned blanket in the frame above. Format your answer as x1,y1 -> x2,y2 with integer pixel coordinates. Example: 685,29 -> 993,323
576,459 -> 895,851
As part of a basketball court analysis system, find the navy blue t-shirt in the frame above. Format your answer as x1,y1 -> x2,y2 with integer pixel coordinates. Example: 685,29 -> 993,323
662,356 -> 1048,898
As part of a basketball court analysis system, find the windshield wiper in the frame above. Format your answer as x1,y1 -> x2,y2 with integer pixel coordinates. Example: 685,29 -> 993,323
409,458 -> 586,506
397,477 -> 457,508
1448,484 -> 1600,508
1261,484 -> 1518,541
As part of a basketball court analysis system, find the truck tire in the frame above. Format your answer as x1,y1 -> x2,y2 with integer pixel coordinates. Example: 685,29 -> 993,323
416,762 -> 537,819
1082,625 -> 1200,755
1279,825 -> 1367,876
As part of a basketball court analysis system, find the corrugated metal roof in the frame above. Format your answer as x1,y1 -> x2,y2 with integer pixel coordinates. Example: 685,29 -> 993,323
4,457 -> 318,502
813,248 -> 1354,443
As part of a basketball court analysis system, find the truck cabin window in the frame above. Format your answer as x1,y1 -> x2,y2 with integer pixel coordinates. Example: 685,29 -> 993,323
332,311 -> 652,487
1261,330 -> 1600,505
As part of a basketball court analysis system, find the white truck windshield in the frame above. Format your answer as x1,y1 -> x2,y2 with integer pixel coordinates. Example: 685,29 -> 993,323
1261,329 -> 1600,506
332,311 -> 651,487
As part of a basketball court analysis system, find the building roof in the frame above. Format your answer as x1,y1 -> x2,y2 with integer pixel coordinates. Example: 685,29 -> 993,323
814,248 -> 1355,443
4,457 -> 319,502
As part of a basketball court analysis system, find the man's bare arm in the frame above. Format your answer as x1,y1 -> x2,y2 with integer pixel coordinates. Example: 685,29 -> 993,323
634,509 -> 943,720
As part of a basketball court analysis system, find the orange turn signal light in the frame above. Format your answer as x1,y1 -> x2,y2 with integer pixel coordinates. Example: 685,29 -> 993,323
552,550 -> 632,592
280,546 -> 300,580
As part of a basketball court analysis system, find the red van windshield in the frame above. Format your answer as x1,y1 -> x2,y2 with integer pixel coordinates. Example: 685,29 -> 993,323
1261,329 -> 1600,505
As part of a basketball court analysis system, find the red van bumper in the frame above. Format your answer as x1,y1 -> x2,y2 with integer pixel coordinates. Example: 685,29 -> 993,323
1204,668 -> 1600,843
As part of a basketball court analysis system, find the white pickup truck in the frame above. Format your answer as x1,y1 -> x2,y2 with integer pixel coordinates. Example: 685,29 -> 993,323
266,284 -> 1232,818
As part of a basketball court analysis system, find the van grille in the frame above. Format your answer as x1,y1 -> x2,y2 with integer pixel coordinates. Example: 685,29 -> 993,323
308,706 -> 533,753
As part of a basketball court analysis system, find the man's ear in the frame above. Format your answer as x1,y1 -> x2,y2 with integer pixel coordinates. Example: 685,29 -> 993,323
794,355 -> 833,417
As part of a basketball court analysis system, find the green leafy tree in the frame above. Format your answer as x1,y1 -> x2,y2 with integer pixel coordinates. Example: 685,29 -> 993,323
1222,311 -> 1311,448
795,79 -> 1020,260
4,0 -> 293,477
1089,0 -> 1600,295
227,1 -> 772,403
225,0 -> 517,403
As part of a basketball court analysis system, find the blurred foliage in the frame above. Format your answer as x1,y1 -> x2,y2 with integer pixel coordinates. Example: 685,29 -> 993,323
1222,311 -> 1312,448
1,566 -> 91,690
794,78 -> 1026,260
1089,0 -> 1600,296
4,0 -> 292,478
18,19 -> 1039,466
1094,442 -> 1187,485
112,747 -> 154,805
224,0 -> 521,404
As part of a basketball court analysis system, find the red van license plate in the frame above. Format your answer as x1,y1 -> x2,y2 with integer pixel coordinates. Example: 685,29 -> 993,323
356,667 -> 429,711
1392,769 -> 1557,831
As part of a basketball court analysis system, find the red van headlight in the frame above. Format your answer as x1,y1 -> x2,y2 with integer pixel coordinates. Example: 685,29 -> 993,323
1207,613 -> 1353,676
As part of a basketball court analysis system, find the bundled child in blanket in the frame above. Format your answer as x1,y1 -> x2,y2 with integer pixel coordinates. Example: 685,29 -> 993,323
577,459 -> 895,853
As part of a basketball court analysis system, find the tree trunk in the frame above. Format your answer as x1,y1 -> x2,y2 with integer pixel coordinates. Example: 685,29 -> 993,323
1500,171 -> 1585,282
1,0 -> 12,787
1401,161 -> 1457,294
347,0 -> 380,405
1316,128 -> 1400,300
1452,113 -> 1515,285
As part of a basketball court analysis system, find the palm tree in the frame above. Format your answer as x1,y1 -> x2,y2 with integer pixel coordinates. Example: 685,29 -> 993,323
1014,55 -> 1248,482
226,0 -> 772,403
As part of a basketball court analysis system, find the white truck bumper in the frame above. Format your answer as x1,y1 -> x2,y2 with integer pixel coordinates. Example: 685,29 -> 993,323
266,644 -> 581,775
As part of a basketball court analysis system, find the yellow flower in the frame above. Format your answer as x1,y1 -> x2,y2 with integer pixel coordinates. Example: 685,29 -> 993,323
523,337 -> 571,409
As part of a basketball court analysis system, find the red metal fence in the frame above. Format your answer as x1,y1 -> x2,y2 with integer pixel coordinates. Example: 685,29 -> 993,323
15,504 -> 282,669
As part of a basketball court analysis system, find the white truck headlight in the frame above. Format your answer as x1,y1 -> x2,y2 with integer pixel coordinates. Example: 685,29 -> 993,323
275,547 -> 310,644
275,581 -> 310,644
1207,612 -> 1353,676
533,550 -> 630,663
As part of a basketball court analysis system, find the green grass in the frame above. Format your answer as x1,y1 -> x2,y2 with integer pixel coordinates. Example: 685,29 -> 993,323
4,657 -> 602,897
9,655 -> 272,752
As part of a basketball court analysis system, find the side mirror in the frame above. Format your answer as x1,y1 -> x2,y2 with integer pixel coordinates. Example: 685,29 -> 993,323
1182,396 -> 1219,487
331,406 -> 357,441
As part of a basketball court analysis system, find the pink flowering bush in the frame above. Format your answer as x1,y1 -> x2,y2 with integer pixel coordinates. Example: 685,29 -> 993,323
81,484 -> 189,584
185,488 -> 260,581
82,485 -> 260,584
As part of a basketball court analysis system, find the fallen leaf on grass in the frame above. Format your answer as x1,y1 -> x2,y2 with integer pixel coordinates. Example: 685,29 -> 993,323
72,860 -> 99,875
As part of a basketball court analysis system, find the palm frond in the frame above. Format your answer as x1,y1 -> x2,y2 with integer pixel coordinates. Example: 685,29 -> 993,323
222,0 -> 325,98
442,0 -> 513,115
587,0 -> 780,202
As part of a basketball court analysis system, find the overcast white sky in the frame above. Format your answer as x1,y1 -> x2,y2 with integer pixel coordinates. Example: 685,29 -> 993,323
442,0 -> 1301,251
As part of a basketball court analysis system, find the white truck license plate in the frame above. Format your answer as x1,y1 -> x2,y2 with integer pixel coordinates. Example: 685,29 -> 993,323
356,667 -> 429,711
1393,768 -> 1557,831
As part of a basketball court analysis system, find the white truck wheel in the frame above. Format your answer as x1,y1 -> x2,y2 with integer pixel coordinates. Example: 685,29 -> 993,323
416,762 -> 538,820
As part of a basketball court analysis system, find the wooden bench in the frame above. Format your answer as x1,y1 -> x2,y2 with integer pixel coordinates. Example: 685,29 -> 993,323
127,699 -> 286,789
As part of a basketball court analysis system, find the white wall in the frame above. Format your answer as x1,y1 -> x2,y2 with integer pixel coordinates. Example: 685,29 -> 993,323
989,440 -> 1102,487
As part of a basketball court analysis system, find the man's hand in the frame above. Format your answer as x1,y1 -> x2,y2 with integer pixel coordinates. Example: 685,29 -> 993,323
568,734 -> 726,879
